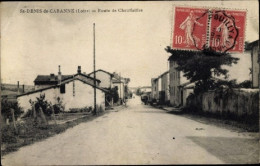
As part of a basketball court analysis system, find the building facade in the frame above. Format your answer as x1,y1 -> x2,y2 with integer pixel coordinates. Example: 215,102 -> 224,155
34,66 -> 100,90
160,71 -> 170,104
88,69 -> 114,89
112,80 -> 125,103
247,40 -> 259,88
151,78 -> 157,101
18,75 -> 107,114
168,60 -> 188,106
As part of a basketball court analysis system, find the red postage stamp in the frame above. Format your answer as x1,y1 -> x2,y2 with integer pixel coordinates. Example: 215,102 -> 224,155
172,6 -> 246,53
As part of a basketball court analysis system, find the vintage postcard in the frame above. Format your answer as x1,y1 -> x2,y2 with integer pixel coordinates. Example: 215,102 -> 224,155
1,1 -> 259,165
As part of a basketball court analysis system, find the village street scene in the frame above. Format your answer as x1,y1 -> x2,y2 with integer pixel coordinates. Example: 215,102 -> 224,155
1,1 -> 259,165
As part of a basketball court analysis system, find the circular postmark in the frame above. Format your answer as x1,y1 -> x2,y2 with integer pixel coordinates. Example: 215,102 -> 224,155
193,9 -> 239,52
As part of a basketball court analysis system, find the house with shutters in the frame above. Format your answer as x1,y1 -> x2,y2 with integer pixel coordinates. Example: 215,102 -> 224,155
246,40 -> 259,88
17,66 -> 107,113
168,57 -> 189,106
88,69 -> 131,104
151,78 -> 158,101
151,77 -> 159,103
159,71 -> 170,104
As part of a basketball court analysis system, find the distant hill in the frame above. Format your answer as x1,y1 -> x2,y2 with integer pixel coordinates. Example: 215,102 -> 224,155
1,83 -> 35,95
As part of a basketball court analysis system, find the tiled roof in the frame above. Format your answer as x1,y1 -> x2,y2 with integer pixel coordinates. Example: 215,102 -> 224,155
245,40 -> 259,50
34,73 -> 100,85
34,75 -> 72,84
18,77 -> 108,97
158,71 -> 169,78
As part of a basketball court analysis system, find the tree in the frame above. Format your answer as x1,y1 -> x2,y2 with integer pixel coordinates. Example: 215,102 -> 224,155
1,99 -> 23,121
107,87 -> 119,104
165,47 -> 239,94
237,80 -> 252,88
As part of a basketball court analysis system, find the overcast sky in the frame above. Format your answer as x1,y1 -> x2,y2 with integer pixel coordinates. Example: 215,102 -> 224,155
1,1 -> 259,87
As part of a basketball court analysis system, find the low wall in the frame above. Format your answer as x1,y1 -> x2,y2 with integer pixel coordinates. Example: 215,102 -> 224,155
186,89 -> 259,124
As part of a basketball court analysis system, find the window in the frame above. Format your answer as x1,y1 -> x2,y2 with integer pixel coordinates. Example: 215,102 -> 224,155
60,84 -> 66,94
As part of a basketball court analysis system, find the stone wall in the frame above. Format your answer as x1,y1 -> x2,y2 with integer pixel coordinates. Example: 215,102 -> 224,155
187,89 -> 259,124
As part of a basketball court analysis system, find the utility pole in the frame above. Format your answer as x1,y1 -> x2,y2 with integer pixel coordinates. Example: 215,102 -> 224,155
119,72 -> 122,105
17,81 -> 19,94
93,23 -> 97,115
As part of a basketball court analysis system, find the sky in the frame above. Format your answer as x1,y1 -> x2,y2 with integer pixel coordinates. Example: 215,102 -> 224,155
1,1 -> 259,87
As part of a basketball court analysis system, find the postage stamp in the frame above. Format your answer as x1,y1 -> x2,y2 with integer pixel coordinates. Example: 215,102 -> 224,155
172,6 -> 246,53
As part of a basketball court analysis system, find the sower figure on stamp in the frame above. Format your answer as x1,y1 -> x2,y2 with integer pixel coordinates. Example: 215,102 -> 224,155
216,21 -> 234,49
179,11 -> 203,47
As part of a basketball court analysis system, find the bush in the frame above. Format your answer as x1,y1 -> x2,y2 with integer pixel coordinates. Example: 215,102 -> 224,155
237,80 -> 252,88
108,87 -> 119,103
68,106 -> 92,113
25,96 -> 65,118
1,99 -> 24,120
31,94 -> 53,116
53,97 -> 65,114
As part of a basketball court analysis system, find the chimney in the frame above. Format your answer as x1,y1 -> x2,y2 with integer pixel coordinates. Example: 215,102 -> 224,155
22,84 -> 25,93
77,66 -> 81,74
58,65 -> 62,84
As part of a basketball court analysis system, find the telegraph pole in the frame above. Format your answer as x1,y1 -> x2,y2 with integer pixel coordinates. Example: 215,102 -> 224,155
119,72 -> 122,104
93,23 -> 97,115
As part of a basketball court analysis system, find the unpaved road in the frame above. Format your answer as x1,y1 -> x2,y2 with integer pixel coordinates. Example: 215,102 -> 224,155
1,97 -> 259,165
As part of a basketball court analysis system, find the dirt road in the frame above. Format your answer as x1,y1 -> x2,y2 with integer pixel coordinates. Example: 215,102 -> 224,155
1,97 -> 259,165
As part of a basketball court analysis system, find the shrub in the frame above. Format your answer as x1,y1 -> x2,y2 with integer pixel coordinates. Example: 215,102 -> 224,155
237,80 -> 252,88
1,99 -> 24,120
31,94 -> 53,116
68,106 -> 92,113
106,87 -> 119,104
53,97 -> 65,114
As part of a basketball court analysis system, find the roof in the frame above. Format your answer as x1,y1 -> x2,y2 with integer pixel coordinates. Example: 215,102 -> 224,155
112,80 -> 124,84
245,40 -> 259,50
34,75 -> 72,84
34,73 -> 100,85
140,86 -> 151,89
88,69 -> 114,77
153,78 -> 159,82
70,73 -> 101,83
179,82 -> 195,89
158,71 -> 169,78
18,77 -> 108,97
